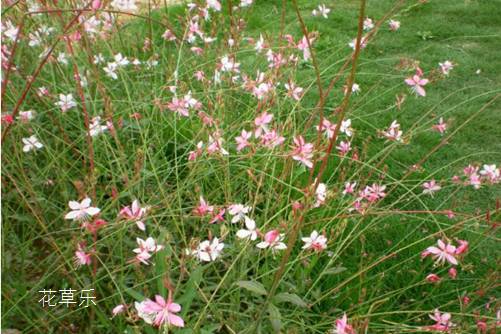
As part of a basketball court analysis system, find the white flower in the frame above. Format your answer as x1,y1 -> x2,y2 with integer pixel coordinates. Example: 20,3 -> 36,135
93,53 -> 105,64
206,0 -> 221,11
236,216 -> 258,241
57,52 -> 69,65
83,16 -> 101,35
89,116 -> 109,137
196,238 -> 224,262
135,301 -> 155,324
351,83 -> 361,94
133,237 -> 164,265
312,4 -> 330,18
55,94 -> 77,112
255,34 -> 265,53
145,59 -> 158,68
114,53 -> 129,67
2,21 -> 19,41
302,230 -> 328,251
382,120 -> 403,142
64,198 -> 100,220
480,164 -> 500,183
220,55 -> 240,73
340,119 -> 353,137
228,204 -> 251,223
28,32 -> 42,47
110,0 -> 137,12
22,135 -> 43,152
363,17 -> 374,31
314,183 -> 327,208
240,0 -> 253,7
18,110 -> 36,122
103,62 -> 118,80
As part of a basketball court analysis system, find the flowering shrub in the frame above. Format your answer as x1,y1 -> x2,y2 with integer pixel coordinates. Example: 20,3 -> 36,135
1,0 -> 500,333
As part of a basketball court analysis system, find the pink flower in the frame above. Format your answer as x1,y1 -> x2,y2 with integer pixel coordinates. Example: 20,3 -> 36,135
302,230 -> 327,252
136,294 -> 184,327
207,132 -> 229,155
469,173 -> 482,189
426,273 -> 441,283
432,117 -> 447,134
194,70 -> 205,81
198,111 -> 214,126
343,182 -> 357,196
297,35 -> 314,61
382,120 -> 403,142
336,141 -> 351,156
228,204 -> 251,223
167,97 -> 189,117
193,196 -> 214,216
316,118 -> 337,139
332,313 -> 355,334
190,46 -> 203,56
405,72 -> 429,97
363,17 -> 374,31
448,267 -> 457,279
2,114 -> 14,125
439,61 -> 454,75
209,208 -> 225,224
206,0 -> 222,11
360,184 -> 386,202
253,82 -> 273,99
74,244 -> 91,267
65,198 -> 100,221
388,19 -> 400,31
425,239 -> 458,266
257,230 -> 287,251
284,82 -> 304,101
91,0 -> 101,10
477,320 -> 487,333
112,304 -> 126,317
188,141 -> 204,161
162,29 -> 176,41
235,129 -> 252,151
261,129 -> 285,148
291,136 -> 314,169
422,180 -> 441,196
455,240 -> 468,255
83,218 -> 107,234
428,309 -> 453,332
120,199 -> 148,231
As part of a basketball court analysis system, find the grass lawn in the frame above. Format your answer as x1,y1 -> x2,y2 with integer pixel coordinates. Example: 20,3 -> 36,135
1,0 -> 500,333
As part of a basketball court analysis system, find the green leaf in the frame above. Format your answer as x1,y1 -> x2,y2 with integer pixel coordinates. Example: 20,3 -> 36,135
235,280 -> 267,296
273,292 -> 308,308
268,303 -> 282,333
323,267 -> 347,275
178,265 -> 204,316
123,288 -> 144,301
